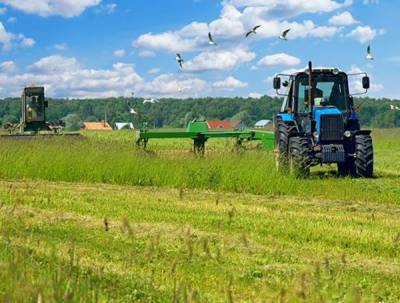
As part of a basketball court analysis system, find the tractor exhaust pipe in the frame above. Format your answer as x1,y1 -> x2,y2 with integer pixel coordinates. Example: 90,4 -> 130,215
308,61 -> 313,109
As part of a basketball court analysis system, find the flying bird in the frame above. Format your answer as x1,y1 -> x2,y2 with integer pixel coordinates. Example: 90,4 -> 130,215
245,25 -> 261,38
279,29 -> 291,40
143,98 -> 160,104
208,32 -> 217,45
176,53 -> 184,69
366,45 -> 374,60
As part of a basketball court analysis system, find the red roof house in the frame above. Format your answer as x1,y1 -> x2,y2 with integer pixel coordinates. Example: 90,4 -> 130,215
82,121 -> 113,131
207,120 -> 241,129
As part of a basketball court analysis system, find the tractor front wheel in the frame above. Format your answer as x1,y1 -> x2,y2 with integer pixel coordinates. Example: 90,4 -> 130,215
275,119 -> 296,173
289,136 -> 311,178
354,134 -> 374,178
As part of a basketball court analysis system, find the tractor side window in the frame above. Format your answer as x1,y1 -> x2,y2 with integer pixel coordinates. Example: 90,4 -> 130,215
281,80 -> 293,112
297,78 -> 311,113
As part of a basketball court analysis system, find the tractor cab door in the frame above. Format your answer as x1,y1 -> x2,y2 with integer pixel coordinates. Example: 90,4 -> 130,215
280,79 -> 294,113
295,76 -> 313,134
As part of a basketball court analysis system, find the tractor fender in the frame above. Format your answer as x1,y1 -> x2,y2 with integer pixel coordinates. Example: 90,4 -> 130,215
354,130 -> 372,136
277,113 -> 295,123
288,131 -> 307,139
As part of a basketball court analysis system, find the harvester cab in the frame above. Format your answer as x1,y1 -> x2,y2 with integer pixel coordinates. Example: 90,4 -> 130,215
20,86 -> 51,134
273,61 -> 373,178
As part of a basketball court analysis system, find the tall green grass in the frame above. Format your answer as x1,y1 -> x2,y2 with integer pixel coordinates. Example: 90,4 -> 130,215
1,180 -> 400,302
0,129 -> 399,204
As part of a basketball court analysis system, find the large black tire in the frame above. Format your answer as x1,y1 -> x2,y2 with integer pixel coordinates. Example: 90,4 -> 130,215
354,134 -> 374,178
289,136 -> 311,178
275,119 -> 296,172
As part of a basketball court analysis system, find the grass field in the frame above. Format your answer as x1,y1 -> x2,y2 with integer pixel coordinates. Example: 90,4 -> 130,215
0,129 -> 399,302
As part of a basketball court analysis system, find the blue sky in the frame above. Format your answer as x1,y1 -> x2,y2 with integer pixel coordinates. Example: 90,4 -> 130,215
0,0 -> 398,99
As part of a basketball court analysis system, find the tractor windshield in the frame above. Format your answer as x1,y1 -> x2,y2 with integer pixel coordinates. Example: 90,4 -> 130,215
297,73 -> 348,113
26,94 -> 45,122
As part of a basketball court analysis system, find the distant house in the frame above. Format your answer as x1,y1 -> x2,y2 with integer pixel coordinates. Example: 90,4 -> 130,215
115,122 -> 134,130
207,120 -> 243,129
82,121 -> 112,131
255,120 -> 272,128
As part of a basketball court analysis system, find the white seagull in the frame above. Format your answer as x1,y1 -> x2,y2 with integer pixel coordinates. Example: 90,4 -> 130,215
366,45 -> 374,60
176,53 -> 184,69
208,32 -> 217,45
143,98 -> 160,104
245,25 -> 261,38
279,29 -> 291,40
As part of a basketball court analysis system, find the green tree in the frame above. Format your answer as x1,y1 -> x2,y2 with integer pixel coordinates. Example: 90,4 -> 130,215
63,114 -> 83,131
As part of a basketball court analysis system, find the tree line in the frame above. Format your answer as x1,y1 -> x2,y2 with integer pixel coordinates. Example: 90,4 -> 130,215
0,96 -> 399,130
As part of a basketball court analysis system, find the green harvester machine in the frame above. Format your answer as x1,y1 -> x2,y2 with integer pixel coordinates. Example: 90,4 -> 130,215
136,120 -> 274,154
1,86 -> 81,139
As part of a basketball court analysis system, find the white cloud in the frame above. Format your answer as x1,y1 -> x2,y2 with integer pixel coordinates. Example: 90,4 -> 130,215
212,76 -> 247,90
134,30 -> 203,53
20,36 -> 35,48
0,22 -> 35,50
138,50 -> 156,58
54,43 -> 67,51
348,65 -> 383,94
347,25 -> 384,43
0,0 -> 101,17
329,11 -> 357,26
258,53 -> 301,67
0,56 -> 210,99
183,47 -> 256,72
248,92 -> 263,99
113,49 -> 126,58
0,60 -> 16,73
133,1 -> 346,54
148,68 -> 160,75
95,3 -> 117,14
225,0 -> 353,19
7,17 -> 16,24
138,73 -> 207,98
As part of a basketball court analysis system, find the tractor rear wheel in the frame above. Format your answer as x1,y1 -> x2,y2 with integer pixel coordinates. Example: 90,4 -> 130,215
275,119 -> 296,172
354,134 -> 374,178
289,136 -> 311,178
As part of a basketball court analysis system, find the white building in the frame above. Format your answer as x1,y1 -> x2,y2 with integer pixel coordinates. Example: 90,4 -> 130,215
115,122 -> 134,130
254,120 -> 272,128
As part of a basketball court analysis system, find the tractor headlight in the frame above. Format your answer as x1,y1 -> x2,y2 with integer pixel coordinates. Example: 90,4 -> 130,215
313,131 -> 319,138
344,130 -> 352,138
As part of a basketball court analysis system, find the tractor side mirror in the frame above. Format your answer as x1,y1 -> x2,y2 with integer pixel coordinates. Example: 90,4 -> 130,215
273,77 -> 281,90
362,76 -> 370,90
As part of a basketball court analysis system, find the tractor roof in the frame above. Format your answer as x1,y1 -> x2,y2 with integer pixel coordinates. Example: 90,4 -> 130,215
279,67 -> 345,77
293,67 -> 344,76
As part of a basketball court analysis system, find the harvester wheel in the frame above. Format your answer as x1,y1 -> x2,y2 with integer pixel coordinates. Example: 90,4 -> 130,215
275,120 -> 296,172
289,136 -> 311,178
354,134 -> 374,178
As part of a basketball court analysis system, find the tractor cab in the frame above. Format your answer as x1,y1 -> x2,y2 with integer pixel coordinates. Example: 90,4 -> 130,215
273,62 -> 374,178
21,86 -> 50,133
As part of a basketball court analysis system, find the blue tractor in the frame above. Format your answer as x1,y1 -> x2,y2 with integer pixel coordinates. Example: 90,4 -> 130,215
273,61 -> 373,178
